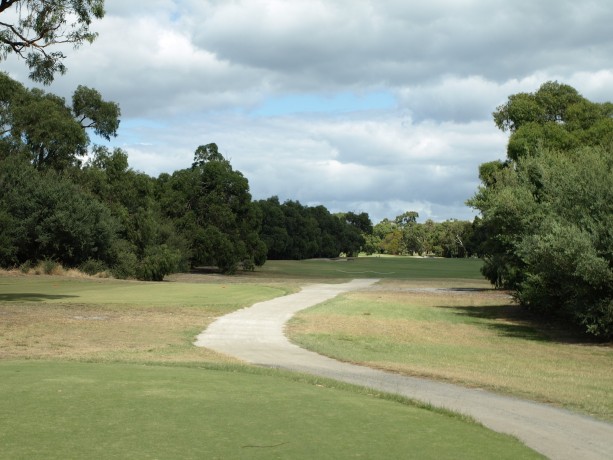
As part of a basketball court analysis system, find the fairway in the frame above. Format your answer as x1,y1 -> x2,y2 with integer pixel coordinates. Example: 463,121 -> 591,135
252,256 -> 485,281
0,269 -> 544,459
0,361 -> 541,460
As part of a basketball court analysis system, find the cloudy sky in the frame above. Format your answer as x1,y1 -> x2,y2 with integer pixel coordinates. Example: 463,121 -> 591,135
5,0 -> 613,223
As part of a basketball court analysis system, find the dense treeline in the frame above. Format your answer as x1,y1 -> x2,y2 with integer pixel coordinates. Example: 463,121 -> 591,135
257,197 -> 371,259
0,73 -> 379,277
469,82 -> 613,339
0,72 -> 268,277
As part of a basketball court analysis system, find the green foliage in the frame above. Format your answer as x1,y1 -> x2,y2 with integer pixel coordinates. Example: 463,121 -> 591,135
79,258 -> 107,276
493,80 -> 612,161
0,155 -> 117,267
0,72 -> 119,171
138,245 -> 181,281
0,0 -> 106,84
159,145 -> 266,274
257,198 -> 371,259
367,214 -> 476,258
12,88 -> 89,170
40,258 -> 60,275
72,85 -> 121,140
471,81 -> 613,339
108,239 -> 138,279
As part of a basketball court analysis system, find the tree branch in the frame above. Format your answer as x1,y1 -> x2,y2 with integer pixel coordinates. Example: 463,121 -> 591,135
0,0 -> 19,15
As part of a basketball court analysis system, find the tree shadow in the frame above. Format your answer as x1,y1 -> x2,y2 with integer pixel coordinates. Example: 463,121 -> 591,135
435,303 -> 604,345
0,293 -> 79,302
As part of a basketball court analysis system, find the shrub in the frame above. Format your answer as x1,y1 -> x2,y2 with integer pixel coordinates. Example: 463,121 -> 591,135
41,259 -> 61,275
137,245 -> 180,281
19,260 -> 33,273
79,258 -> 108,276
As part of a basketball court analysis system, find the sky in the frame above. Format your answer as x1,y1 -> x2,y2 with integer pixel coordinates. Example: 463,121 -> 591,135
4,0 -> 613,223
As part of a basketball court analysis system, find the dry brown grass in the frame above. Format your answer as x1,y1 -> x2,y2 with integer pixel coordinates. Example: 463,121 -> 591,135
0,265 -> 110,279
288,280 -> 613,420
0,302 -> 238,364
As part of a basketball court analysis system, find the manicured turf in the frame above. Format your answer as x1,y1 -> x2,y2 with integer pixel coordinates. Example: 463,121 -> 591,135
0,361 -> 541,460
255,256 -> 484,281
0,276 -> 287,313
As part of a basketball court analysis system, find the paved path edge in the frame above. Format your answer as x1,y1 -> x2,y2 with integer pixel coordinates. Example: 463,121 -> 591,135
195,279 -> 613,460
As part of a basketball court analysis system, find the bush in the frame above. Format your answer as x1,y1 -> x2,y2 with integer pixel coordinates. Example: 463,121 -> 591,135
110,240 -> 139,279
19,260 -> 32,273
41,259 -> 61,275
79,258 -> 108,276
137,245 -> 180,281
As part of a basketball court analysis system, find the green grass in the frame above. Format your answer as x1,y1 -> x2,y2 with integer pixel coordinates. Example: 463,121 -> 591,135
0,276 -> 287,313
0,361 -> 542,460
252,256 -> 484,281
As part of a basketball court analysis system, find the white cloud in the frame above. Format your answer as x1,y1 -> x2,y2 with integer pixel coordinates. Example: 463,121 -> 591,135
3,0 -> 613,223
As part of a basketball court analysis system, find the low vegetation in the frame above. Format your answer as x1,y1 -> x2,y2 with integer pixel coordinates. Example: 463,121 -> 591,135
288,279 -> 613,421
0,271 -> 542,459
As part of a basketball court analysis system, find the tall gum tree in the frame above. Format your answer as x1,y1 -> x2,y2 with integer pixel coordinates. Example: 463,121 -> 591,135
0,72 -> 119,170
0,0 -> 105,84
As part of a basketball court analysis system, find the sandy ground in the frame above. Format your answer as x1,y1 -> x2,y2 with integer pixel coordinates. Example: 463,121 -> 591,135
195,279 -> 613,460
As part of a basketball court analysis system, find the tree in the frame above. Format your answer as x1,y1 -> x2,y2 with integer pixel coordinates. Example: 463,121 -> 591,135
160,145 -> 266,274
0,72 -> 119,170
0,0 -> 105,84
493,81 -> 612,161
0,154 -> 117,267
256,196 -> 289,259
72,85 -> 120,140
470,82 -> 613,339
78,146 -> 184,280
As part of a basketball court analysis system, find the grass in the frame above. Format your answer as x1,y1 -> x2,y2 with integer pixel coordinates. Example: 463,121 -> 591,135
241,256 -> 485,281
0,361 -> 541,460
0,271 -> 543,459
287,279 -> 613,421
0,275 -> 288,363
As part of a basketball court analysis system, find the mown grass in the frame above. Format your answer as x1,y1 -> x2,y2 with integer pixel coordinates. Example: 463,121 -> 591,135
246,256 -> 485,281
287,280 -> 613,421
0,272 -> 542,458
0,361 -> 541,460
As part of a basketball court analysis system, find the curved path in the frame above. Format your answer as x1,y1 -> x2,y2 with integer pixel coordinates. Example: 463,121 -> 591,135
195,279 -> 613,460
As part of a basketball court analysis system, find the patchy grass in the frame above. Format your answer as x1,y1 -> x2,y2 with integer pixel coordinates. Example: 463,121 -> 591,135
0,361 -> 541,460
0,275 -> 289,363
287,280 -> 613,421
0,272 -> 544,458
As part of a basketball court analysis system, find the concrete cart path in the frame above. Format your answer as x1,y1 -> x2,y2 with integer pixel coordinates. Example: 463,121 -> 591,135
194,279 -> 613,460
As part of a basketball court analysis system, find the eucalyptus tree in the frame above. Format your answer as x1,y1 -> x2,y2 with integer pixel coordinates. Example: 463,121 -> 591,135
161,144 -> 267,274
0,72 -> 119,170
0,0 -> 105,84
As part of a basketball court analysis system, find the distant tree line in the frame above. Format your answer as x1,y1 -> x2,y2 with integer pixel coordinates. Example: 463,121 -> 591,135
364,211 -> 478,258
256,197 -> 371,259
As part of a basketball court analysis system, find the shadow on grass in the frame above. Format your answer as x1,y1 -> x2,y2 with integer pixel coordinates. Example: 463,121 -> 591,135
0,293 -> 79,302
436,303 -> 599,345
